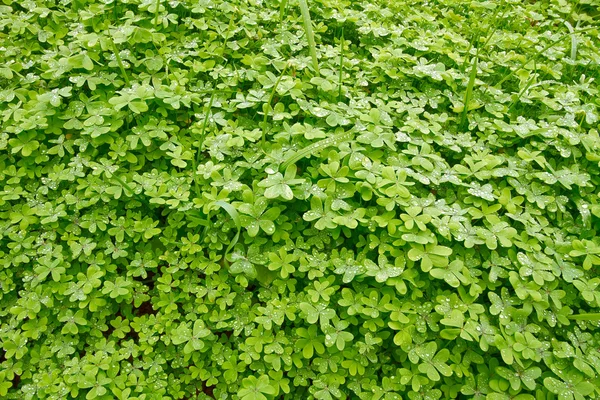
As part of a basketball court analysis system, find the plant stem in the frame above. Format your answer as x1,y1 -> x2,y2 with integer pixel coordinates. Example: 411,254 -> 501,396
219,16 -> 235,62
338,29 -> 344,102
112,175 -> 146,204
195,92 -> 216,164
494,26 -> 595,88
190,91 -> 216,198
298,0 -> 319,75
507,60 -> 537,113
458,6 -> 505,131
564,20 -> 578,61
192,20 -> 236,194
262,63 -> 290,147
110,38 -> 130,86
280,0 -> 288,20
568,313 -> 600,321
280,128 -> 354,172
154,0 -> 161,26
460,51 -> 478,131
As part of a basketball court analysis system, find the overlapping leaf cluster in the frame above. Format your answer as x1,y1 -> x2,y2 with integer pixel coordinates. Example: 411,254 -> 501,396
1,0 -> 600,399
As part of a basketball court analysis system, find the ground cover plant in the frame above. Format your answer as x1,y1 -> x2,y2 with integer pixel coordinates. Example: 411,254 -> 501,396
1,0 -> 600,398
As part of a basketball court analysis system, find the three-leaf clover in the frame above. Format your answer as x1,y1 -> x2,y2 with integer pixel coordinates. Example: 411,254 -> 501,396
296,325 -> 325,358
238,375 -> 277,400
408,243 -> 453,272
258,165 -> 304,200
409,342 -> 453,381
171,320 -> 211,354
239,197 -> 282,237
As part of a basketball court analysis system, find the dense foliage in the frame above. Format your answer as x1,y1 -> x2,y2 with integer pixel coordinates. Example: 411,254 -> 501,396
2,0 -> 600,399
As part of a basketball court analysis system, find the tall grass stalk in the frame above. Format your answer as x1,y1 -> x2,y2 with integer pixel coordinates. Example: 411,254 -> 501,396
459,5 -> 504,131
507,60 -> 537,113
298,0 -> 319,75
280,129 -> 355,172
568,313 -> 600,321
195,92 -> 216,167
338,29 -> 345,102
110,38 -> 130,85
262,63 -> 290,147
112,175 -> 146,204
154,0 -> 160,26
460,53 -> 478,131
280,0 -> 288,20
494,26 -> 594,89
212,201 -> 242,267
193,18 -> 235,176
564,21 -> 578,61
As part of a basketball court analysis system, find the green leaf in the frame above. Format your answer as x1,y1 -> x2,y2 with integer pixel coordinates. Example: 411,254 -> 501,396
238,375 -> 276,400
408,244 -> 453,272
213,200 -> 242,264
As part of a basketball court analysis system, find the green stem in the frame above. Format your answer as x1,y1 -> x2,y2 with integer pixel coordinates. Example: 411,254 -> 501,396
280,0 -> 289,20
280,128 -> 355,172
494,26 -> 595,88
191,20 -> 236,198
460,51 -> 478,131
110,38 -> 130,86
564,21 -> 577,61
190,147 -> 201,199
196,89 -> 238,94
568,313 -> 600,321
262,63 -> 290,147
338,29 -> 344,102
112,175 -> 146,203
195,92 -> 216,164
219,16 -> 235,62
154,0 -> 161,26
462,38 -> 474,73
298,0 -> 319,75
190,90 -> 217,198
507,60 -> 537,113
458,5 -> 506,131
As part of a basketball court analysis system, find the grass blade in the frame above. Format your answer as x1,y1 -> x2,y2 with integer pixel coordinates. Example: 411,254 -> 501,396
262,62 -> 290,147
280,129 -> 354,171
494,26 -> 594,89
298,0 -> 319,75
280,0 -> 288,20
458,6 -> 504,130
338,29 -> 344,102
507,60 -> 537,113
568,313 -> 600,321
191,22 -> 235,207
214,200 -> 242,266
110,38 -> 130,86
462,38 -> 474,73
190,89 -> 217,205
189,103 -> 219,199
188,214 -> 210,227
460,53 -> 478,131
564,21 -> 577,60
154,0 -> 160,26
195,92 -> 216,164
111,175 -> 147,204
